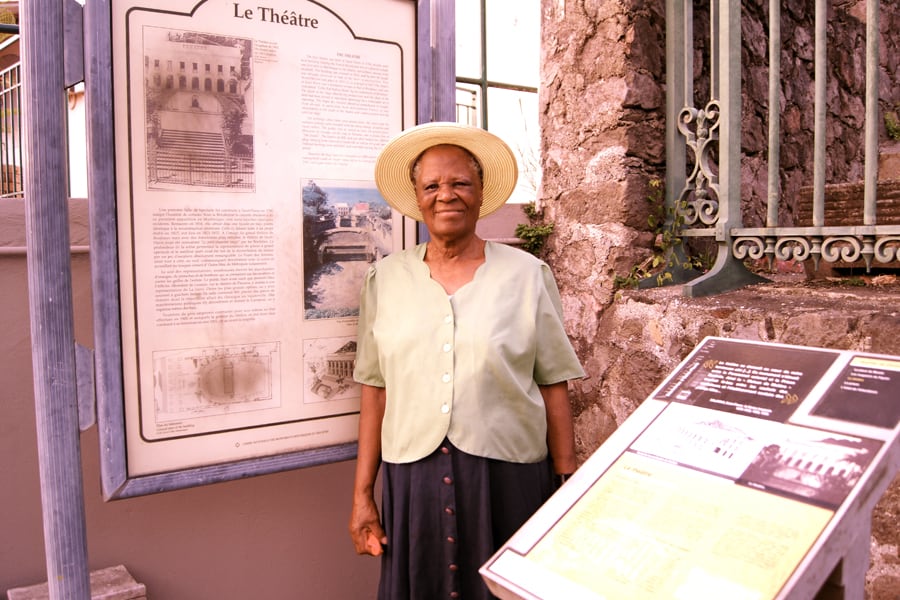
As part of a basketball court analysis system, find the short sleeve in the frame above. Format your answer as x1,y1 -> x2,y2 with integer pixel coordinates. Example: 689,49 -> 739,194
353,265 -> 385,387
533,263 -> 585,384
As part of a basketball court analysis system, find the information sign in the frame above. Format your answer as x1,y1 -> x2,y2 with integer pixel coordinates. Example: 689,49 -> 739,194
101,0 -> 417,495
481,337 -> 900,599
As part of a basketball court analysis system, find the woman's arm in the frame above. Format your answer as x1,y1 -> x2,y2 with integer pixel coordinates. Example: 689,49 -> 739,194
540,381 -> 577,476
348,383 -> 388,555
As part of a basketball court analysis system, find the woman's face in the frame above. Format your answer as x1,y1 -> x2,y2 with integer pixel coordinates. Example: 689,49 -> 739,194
413,145 -> 484,241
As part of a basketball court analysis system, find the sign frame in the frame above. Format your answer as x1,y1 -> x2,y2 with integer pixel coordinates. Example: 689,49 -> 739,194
85,0 -> 448,499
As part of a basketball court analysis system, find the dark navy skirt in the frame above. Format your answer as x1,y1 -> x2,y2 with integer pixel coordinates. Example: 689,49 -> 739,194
377,439 -> 555,600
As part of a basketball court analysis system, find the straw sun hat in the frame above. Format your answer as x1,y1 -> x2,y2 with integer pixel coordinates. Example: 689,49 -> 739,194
373,122 -> 519,222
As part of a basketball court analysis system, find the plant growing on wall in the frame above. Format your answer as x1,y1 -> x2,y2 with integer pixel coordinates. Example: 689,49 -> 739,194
615,179 -> 712,288
885,104 -> 900,141
515,202 -> 554,256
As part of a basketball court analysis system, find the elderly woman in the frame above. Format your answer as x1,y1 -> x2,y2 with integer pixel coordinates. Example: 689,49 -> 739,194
349,122 -> 584,600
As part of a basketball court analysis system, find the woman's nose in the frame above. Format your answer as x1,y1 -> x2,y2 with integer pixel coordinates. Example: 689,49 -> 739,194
435,183 -> 454,200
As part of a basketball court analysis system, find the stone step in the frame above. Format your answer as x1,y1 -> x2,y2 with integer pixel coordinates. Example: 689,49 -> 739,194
796,178 -> 900,227
6,565 -> 146,600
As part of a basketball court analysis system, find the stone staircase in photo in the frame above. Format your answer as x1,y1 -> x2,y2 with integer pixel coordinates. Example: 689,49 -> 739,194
153,129 -> 228,185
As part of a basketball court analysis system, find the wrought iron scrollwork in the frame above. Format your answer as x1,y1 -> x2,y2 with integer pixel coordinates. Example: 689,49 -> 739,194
677,100 -> 721,229
820,236 -> 863,264
732,236 -> 766,261
874,235 -> 900,264
732,232 -> 898,272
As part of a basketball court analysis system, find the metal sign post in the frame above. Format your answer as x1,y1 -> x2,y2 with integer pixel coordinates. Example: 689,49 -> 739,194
21,0 -> 91,597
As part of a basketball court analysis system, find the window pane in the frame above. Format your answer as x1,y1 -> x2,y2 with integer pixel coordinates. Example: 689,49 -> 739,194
455,0 -> 482,79
487,87 -> 539,203
486,0 -> 539,87
456,83 -> 481,127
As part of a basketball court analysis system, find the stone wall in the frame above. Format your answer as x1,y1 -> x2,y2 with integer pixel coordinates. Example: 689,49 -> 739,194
590,281 -> 900,599
539,1 -> 900,596
540,0 -> 667,425
539,0 -> 900,448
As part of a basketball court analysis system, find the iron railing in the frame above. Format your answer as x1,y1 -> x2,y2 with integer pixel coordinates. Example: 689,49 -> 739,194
666,0 -> 900,296
0,59 -> 22,198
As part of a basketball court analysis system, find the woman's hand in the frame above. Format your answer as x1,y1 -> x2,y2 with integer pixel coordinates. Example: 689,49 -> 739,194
349,493 -> 387,556
349,384 -> 388,556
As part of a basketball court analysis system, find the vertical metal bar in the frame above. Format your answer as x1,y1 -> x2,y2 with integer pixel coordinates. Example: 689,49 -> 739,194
863,0 -> 879,225
20,0 -> 91,597
479,0 -> 488,128
710,0 -> 719,98
16,65 -> 23,193
813,0 -> 827,227
719,0 -> 741,229
15,65 -> 22,194
5,68 -> 10,192
684,0 -> 693,103
0,70 -> 7,193
14,65 -> 22,194
766,0 -> 781,228
665,0 -> 687,212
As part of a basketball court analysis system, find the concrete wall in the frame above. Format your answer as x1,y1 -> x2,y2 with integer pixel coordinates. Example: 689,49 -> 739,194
0,198 -> 380,598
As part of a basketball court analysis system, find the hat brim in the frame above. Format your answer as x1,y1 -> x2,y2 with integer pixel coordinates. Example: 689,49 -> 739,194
374,122 -> 519,222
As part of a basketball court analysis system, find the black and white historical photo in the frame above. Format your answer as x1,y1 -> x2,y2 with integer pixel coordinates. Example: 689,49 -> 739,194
142,27 -> 254,191
303,337 -> 358,403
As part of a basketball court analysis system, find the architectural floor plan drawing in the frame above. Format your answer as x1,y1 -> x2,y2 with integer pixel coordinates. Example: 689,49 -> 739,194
152,341 -> 280,424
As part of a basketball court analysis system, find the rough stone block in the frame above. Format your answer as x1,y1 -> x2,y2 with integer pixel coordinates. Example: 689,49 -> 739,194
6,565 -> 146,600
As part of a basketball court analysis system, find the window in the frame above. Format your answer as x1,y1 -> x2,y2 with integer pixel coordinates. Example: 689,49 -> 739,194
455,0 -> 540,203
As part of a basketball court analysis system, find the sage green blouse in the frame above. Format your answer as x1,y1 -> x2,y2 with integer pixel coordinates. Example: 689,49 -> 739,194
353,241 -> 584,464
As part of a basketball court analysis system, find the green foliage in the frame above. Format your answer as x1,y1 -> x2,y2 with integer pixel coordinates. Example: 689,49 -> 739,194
886,108 -> 900,142
614,179 -> 712,289
515,222 -> 555,254
522,202 -> 541,220
515,202 -> 555,256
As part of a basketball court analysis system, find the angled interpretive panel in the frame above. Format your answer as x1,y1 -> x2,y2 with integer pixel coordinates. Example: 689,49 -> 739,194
481,337 -> 900,600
